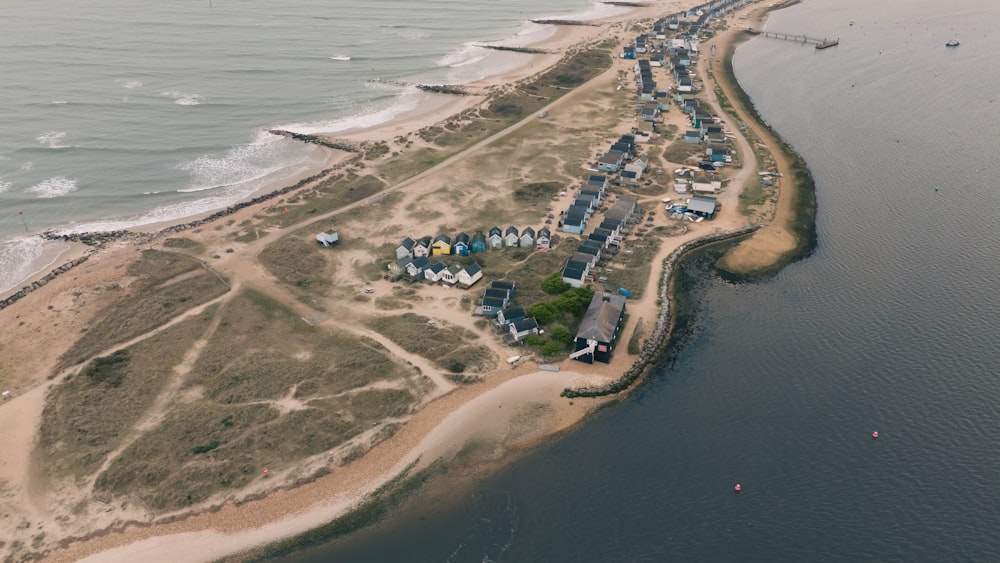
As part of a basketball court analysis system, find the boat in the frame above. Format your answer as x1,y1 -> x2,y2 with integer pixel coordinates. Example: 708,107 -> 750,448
945,39 -> 960,47
329,55 -> 352,61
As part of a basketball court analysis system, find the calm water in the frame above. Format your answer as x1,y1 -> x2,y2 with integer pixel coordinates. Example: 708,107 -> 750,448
0,0 -> 626,293
278,0 -> 1000,561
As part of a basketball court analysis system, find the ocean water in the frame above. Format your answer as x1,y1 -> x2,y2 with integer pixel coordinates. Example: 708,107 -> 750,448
274,0 -> 1000,561
0,0 -> 631,294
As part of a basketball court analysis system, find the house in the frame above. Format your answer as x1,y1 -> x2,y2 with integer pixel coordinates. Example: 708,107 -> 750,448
519,226 -> 535,248
536,227 -> 552,250
501,226 -> 517,248
639,107 -> 657,122
574,194 -> 597,213
496,306 -> 527,327
623,159 -> 647,182
413,235 -> 432,258
588,230 -> 612,248
458,261 -> 483,287
440,263 -> 463,285
597,150 -> 625,173
478,296 -> 507,317
578,240 -> 603,260
634,120 -> 654,143
687,194 -> 718,219
424,261 -> 448,282
453,232 -> 470,256
691,171 -> 723,194
622,46 -> 636,59
471,231 -> 487,253
621,170 -> 638,185
491,280 -> 517,296
684,130 -> 702,144
483,288 -> 511,309
705,131 -> 728,145
571,293 -> 627,364
510,318 -> 540,342
561,265 -> 587,288
581,188 -> 603,204
586,174 -> 608,193
606,196 -> 638,224
561,215 -> 586,235
683,98 -> 700,114
432,233 -> 452,256
598,219 -> 623,237
570,252 -> 597,270
706,146 -> 731,163
316,232 -> 340,247
488,226 -> 504,249
396,236 -> 415,259
610,142 -> 633,160
406,256 -> 430,278
388,256 -> 412,276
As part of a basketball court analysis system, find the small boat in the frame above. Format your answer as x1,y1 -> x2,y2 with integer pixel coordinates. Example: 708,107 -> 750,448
945,39 -> 960,47
329,55 -> 352,61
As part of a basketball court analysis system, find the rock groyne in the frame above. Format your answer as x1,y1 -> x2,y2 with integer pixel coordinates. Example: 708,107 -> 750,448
562,226 -> 759,398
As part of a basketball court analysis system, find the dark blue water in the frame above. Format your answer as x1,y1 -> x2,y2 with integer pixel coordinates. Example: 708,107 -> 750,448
275,0 -> 1000,560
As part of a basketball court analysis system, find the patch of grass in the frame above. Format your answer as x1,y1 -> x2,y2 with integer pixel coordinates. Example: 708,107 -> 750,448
601,236 -> 662,299
513,181 -> 563,204
258,235 -> 334,291
365,313 -> 497,374
57,257 -> 228,370
377,148 -> 446,184
662,140 -> 703,165
40,311 -> 215,480
194,290 -> 417,404
162,237 -> 206,254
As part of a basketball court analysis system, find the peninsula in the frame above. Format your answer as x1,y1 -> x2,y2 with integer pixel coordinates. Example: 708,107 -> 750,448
0,0 -> 814,561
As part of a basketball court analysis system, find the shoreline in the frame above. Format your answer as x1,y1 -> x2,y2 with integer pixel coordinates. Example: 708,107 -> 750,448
0,1 -> 824,561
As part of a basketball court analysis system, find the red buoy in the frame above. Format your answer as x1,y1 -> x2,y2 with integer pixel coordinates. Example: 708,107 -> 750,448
872,431 -> 879,439
263,467 -> 270,477
734,483 -> 742,492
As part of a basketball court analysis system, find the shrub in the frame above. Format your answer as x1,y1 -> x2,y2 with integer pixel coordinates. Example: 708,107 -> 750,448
551,326 -> 573,346
539,341 -> 562,357
530,302 -> 560,325
541,272 -> 571,295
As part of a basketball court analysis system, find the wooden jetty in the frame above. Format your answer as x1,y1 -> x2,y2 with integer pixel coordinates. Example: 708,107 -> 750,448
744,28 -> 839,49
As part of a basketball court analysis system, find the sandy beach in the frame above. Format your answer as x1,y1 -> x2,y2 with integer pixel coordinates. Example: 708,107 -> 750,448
0,1 -> 813,561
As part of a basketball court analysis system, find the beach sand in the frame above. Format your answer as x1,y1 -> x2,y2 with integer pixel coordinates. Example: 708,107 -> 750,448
0,1 -> 802,561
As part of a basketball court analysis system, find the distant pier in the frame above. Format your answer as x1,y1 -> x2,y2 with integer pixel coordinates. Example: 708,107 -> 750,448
744,28 -> 839,49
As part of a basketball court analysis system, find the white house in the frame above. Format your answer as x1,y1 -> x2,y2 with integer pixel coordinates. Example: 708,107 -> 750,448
457,262 -> 483,287
509,317 -> 540,342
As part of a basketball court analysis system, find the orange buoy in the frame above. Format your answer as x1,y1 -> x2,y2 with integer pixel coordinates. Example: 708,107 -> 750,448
872,431 -> 879,439
263,467 -> 270,477
734,483 -> 742,493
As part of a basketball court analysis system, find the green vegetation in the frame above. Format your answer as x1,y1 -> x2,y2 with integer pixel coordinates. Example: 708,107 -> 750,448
258,235 -> 335,291
662,139 -> 702,164
365,313 -> 497,375
513,181 -> 563,204
40,310 -> 215,480
601,236 -> 661,299
84,290 -> 423,512
57,250 -> 228,370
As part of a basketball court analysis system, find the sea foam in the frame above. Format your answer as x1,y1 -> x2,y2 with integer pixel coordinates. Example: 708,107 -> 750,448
36,131 -> 68,149
26,176 -> 77,198
162,90 -> 203,106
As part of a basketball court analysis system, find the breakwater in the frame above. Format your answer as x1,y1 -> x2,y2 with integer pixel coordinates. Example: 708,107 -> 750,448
475,45 -> 552,54
7,153 -> 361,312
562,225 -> 759,398
0,254 -> 93,312
530,19 -> 599,27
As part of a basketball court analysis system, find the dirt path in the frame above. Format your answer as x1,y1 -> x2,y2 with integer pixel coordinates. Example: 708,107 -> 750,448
700,7 -> 801,271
